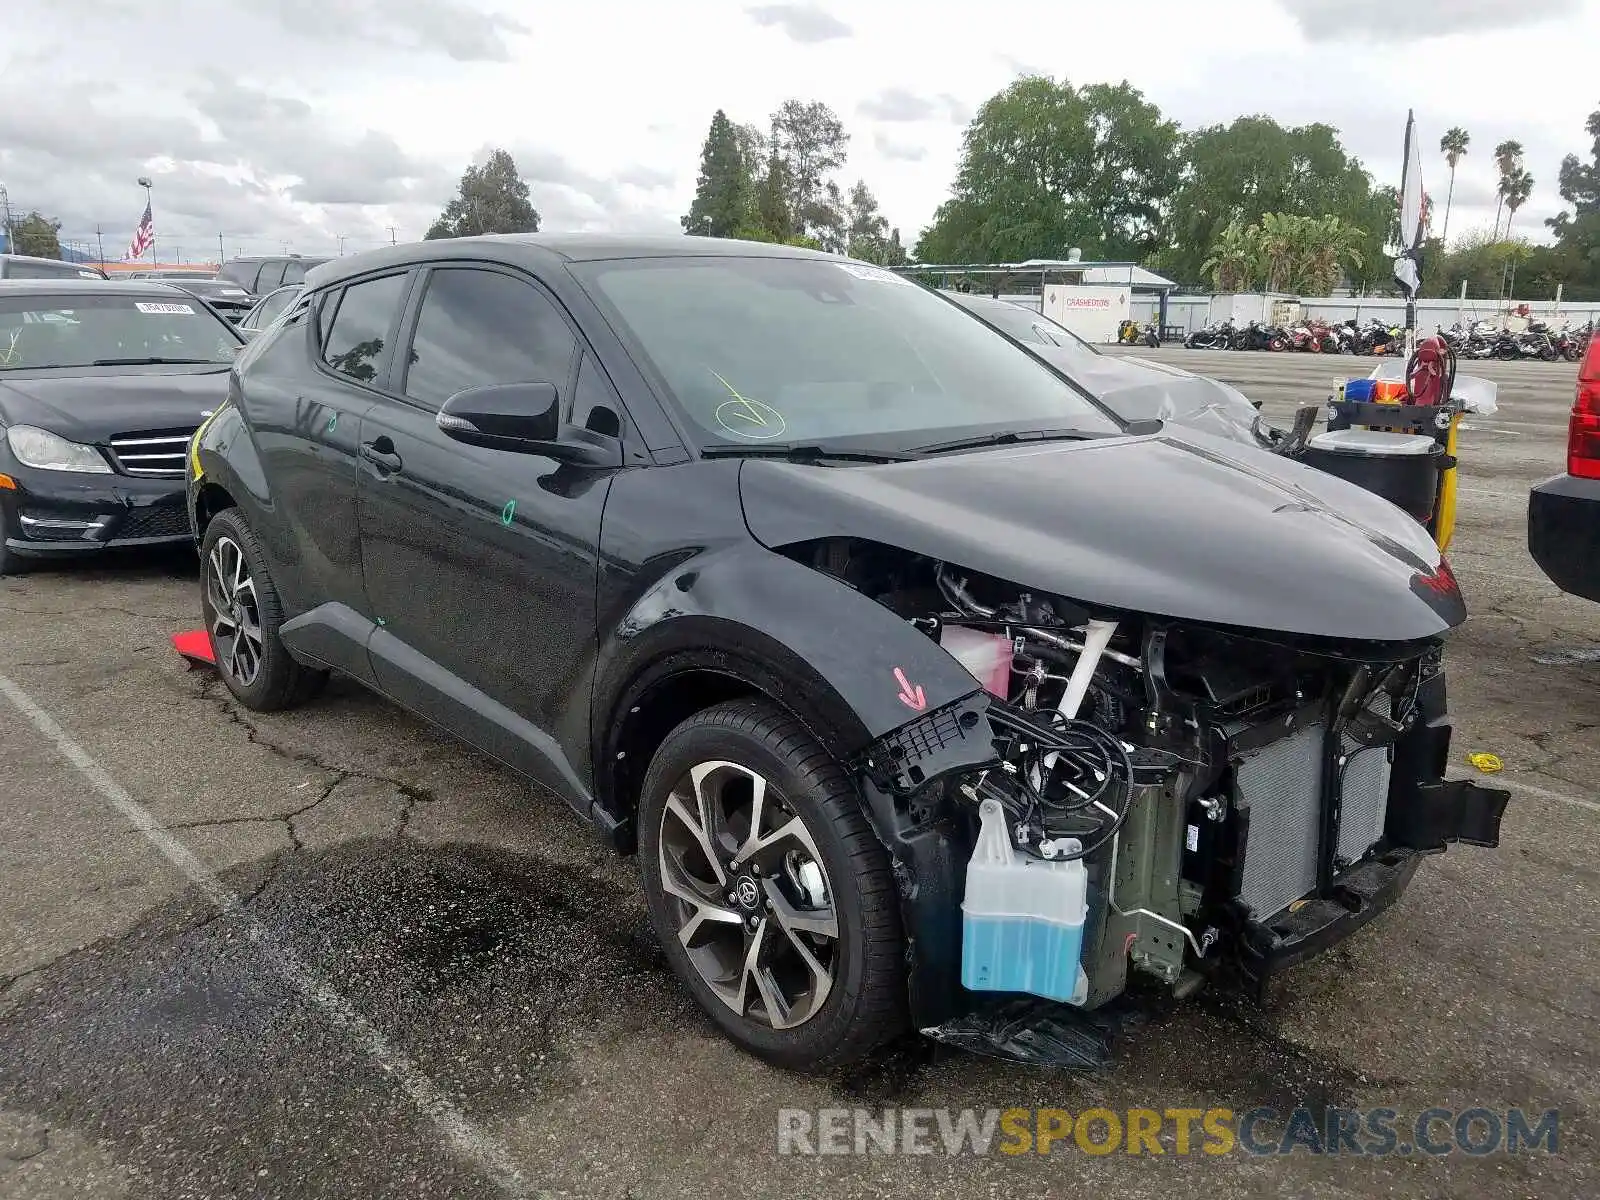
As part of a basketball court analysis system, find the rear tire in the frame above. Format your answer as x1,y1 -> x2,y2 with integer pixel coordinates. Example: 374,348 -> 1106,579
199,507 -> 327,711
638,698 -> 905,1070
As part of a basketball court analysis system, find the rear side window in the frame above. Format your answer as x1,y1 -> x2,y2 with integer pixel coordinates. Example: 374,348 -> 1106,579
401,267 -> 577,409
281,261 -> 308,286
249,287 -> 298,330
256,261 -> 287,292
219,261 -> 259,291
321,273 -> 408,385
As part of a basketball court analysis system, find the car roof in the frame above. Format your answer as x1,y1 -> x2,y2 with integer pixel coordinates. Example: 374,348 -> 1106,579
0,278 -> 209,298
1,252 -> 100,267
301,234 -> 842,291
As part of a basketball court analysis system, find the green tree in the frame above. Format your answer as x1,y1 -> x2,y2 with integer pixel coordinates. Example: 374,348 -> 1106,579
682,110 -> 754,238
425,149 -> 540,239
1545,105 -> 1600,296
1502,167 -> 1535,240
883,227 -> 909,266
1205,212 -> 1366,295
1438,127 -> 1470,245
752,147 -> 795,242
1491,140 -> 1525,240
768,99 -> 849,243
1161,116 -> 1383,285
913,76 -> 1179,264
842,179 -> 889,261
10,211 -> 63,259
1200,218 -> 1263,290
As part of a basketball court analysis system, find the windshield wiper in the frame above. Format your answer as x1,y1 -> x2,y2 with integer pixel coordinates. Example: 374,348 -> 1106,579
700,442 -> 917,463
90,357 -> 224,366
909,427 -> 1111,455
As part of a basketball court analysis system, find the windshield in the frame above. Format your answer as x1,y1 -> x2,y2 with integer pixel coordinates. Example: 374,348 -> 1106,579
946,294 -> 1103,357
575,256 -> 1120,450
0,293 -> 242,370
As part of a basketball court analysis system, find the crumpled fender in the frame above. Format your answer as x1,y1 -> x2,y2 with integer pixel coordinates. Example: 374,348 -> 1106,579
594,540 -> 983,760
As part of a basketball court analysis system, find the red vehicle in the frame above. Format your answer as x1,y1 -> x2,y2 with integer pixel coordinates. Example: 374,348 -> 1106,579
1529,328 -> 1600,601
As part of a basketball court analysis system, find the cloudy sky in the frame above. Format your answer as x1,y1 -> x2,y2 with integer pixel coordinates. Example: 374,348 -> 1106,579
2,0 -> 1596,264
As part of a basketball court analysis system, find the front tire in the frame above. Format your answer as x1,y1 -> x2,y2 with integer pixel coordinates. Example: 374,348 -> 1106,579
199,507 -> 326,711
638,698 -> 905,1070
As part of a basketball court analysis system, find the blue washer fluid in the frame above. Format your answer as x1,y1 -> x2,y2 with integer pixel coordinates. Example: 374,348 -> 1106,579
961,798 -> 1089,1004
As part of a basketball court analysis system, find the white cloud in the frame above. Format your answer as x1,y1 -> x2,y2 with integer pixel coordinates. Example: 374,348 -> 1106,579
1,0 -> 1596,263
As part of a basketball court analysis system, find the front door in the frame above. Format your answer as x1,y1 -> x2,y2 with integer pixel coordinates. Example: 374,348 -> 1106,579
355,264 -> 611,803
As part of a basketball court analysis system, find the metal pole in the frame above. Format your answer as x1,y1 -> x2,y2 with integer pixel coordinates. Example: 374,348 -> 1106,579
218,233 -> 225,268
95,226 -> 105,267
144,182 -> 154,265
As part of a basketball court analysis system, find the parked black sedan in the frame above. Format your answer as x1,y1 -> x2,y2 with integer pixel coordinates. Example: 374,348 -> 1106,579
0,279 -> 242,574
188,236 -> 1503,1070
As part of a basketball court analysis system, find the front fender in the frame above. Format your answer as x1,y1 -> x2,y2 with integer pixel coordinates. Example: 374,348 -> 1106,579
595,540 -> 983,767
593,540 -> 988,1027
188,392 -> 272,534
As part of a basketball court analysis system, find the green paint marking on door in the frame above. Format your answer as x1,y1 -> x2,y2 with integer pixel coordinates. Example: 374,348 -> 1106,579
325,413 -> 338,434
375,616 -> 386,627
501,499 -> 516,526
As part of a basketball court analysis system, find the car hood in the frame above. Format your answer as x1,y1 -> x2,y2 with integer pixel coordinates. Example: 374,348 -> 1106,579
1036,346 -> 1264,445
0,367 -> 231,442
738,429 -> 1463,642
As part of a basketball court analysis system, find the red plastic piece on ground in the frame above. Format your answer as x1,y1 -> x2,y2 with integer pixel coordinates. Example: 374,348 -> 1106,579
171,629 -> 215,669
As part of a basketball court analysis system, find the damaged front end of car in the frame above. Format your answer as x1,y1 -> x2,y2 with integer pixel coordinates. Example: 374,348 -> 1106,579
775,537 -> 1510,1064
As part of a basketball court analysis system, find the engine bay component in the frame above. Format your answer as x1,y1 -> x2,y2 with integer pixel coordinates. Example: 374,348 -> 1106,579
809,535 -> 1509,1038
961,797 -> 1088,1004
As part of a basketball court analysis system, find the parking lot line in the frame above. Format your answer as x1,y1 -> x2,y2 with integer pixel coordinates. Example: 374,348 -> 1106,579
0,669 -> 532,1199
1495,774 -> 1600,815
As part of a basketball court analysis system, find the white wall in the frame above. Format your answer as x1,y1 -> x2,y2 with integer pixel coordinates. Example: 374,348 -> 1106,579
1129,294 -> 1600,332
1041,284 -> 1130,343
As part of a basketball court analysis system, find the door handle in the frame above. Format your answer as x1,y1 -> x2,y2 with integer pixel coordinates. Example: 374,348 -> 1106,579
359,439 -> 402,474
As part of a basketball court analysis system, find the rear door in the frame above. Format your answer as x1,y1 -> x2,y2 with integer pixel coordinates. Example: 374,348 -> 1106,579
249,268 -> 413,628
355,263 -> 614,800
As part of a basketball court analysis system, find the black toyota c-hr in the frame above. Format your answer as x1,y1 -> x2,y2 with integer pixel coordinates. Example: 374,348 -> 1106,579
187,235 -> 1505,1070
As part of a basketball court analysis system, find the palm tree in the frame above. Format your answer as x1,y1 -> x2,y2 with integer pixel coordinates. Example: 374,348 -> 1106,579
1300,214 -> 1367,295
1200,219 -> 1263,291
1438,127 -> 1470,245
1492,139 -> 1524,240
1502,167 -> 1535,239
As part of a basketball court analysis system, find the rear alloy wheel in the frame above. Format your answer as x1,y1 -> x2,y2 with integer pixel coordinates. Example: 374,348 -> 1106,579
639,699 -> 904,1070
199,507 -> 326,711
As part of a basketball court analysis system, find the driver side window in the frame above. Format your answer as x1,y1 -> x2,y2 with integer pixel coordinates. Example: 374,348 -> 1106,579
400,267 -> 577,413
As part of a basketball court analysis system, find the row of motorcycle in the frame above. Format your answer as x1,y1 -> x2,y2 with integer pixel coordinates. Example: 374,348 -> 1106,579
1184,317 -> 1412,355
1181,315 -> 1594,361
1438,319 -> 1593,362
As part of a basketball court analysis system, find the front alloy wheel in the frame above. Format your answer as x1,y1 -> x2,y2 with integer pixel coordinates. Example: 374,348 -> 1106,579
658,760 -> 839,1030
638,699 -> 904,1069
206,535 -> 263,687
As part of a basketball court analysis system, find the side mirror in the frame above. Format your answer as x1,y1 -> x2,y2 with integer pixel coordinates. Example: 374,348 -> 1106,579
436,382 -> 621,467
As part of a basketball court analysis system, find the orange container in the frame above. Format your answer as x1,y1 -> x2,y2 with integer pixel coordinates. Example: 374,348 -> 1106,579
1372,379 -> 1408,404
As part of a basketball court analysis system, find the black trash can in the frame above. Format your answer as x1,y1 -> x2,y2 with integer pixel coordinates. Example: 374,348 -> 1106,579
1300,429 -> 1445,524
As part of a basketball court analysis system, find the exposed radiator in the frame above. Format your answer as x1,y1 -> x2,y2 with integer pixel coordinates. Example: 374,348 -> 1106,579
1336,740 -> 1392,866
1234,724 -> 1326,920
1233,723 -> 1396,921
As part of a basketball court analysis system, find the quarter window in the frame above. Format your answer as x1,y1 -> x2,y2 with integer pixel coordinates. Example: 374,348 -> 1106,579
402,268 -> 576,409
321,273 -> 408,385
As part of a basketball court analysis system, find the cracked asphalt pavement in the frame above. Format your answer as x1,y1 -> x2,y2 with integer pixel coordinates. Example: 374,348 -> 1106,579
1,350 -> 1596,1199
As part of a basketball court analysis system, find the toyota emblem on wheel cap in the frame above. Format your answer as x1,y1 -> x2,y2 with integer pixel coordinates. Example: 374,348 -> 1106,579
736,877 -> 760,908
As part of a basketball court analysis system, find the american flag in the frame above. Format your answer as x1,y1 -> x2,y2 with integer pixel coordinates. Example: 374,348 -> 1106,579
128,202 -> 154,260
